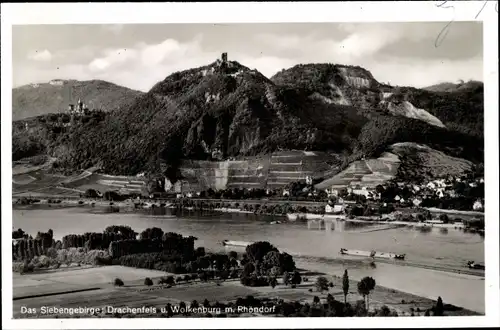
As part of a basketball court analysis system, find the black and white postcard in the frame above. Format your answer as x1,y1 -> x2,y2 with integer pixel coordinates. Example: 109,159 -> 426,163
1,1 -> 498,329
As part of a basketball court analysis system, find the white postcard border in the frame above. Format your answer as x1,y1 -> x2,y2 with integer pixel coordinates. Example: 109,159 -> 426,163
1,1 -> 498,329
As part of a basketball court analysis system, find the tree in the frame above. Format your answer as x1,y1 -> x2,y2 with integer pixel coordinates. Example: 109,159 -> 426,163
164,303 -> 174,317
315,276 -> 329,293
166,275 -> 175,285
191,300 -> 199,309
357,276 -> 376,311
313,296 -> 320,305
179,301 -> 187,315
279,252 -> 296,273
326,293 -> 335,307
140,227 -> 164,240
114,278 -> 124,287
144,277 -> 153,286
282,271 -> 290,286
261,251 -> 281,275
228,251 -> 238,260
269,276 -> 277,289
439,214 -> 449,224
342,270 -> 350,304
84,189 -> 100,198
375,185 -> 385,194
434,296 -> 444,316
195,247 -> 206,257
246,241 -> 278,264
241,262 -> 256,279
291,270 -> 302,285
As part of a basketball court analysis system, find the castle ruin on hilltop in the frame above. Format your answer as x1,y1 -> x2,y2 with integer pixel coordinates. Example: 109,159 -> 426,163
68,98 -> 89,115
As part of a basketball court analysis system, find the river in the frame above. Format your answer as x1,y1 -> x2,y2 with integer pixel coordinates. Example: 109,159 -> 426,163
12,205 -> 485,313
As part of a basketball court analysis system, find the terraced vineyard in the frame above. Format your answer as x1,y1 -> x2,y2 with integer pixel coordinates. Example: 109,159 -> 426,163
12,170 -> 68,196
178,151 -> 341,191
13,168 -> 147,197
315,152 -> 401,190
63,173 -> 146,194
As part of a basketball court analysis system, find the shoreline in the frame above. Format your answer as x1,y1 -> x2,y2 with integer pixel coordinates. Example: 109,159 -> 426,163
12,202 -> 484,278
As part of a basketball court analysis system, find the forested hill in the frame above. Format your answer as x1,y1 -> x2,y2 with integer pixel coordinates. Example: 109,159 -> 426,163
12,79 -> 143,120
12,55 -> 484,181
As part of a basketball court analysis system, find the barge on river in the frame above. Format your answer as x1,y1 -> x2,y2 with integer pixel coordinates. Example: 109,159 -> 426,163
221,240 -> 252,247
467,261 -> 485,270
339,248 -> 406,260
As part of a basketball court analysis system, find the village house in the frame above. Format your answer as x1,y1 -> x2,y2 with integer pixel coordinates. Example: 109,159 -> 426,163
305,175 -> 313,185
473,199 -> 484,211
325,203 -> 345,214
412,198 -> 422,207
282,189 -> 290,197
436,189 -> 445,199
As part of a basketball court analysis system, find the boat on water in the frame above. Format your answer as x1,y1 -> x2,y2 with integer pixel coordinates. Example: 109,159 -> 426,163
221,240 -> 252,247
287,213 -> 323,222
339,248 -> 406,260
467,261 -> 485,270
323,214 -> 346,221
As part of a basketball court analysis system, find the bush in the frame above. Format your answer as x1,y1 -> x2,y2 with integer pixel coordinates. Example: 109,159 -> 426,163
114,278 -> 124,286
315,276 -> 330,292
144,277 -> 153,286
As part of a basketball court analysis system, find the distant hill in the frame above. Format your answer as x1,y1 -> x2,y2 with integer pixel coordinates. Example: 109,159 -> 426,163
389,142 -> 474,183
424,80 -> 483,93
315,142 -> 475,189
12,79 -> 143,120
12,55 -> 484,185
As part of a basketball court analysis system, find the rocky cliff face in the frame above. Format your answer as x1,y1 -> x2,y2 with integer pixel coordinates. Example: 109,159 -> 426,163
13,55 -> 484,179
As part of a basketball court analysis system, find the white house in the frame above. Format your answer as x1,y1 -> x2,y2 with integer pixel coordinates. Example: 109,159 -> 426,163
325,188 -> 339,197
435,179 -> 446,188
427,182 -> 436,190
479,178 -> 484,183
305,176 -> 313,185
473,200 -> 483,211
437,190 -> 445,198
394,195 -> 401,201
282,189 -> 290,197
325,204 -> 345,214
413,198 -> 422,207
469,182 -> 478,188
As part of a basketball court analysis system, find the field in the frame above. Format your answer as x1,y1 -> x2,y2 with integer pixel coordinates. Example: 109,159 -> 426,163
13,168 -> 147,198
315,152 -> 400,190
13,170 -> 69,196
12,264 -> 478,318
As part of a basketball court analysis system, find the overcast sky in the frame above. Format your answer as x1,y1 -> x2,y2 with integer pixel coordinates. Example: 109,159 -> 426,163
12,22 -> 483,92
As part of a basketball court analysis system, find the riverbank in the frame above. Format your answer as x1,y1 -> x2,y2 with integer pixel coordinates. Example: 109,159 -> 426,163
12,264 -> 480,318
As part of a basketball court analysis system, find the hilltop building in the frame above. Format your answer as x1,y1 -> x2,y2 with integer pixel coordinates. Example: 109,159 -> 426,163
68,98 -> 89,115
